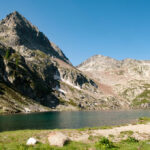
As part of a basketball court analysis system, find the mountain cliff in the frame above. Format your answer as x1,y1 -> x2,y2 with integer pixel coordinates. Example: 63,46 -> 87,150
0,11 -> 99,114
77,55 -> 150,109
1,11 -> 149,114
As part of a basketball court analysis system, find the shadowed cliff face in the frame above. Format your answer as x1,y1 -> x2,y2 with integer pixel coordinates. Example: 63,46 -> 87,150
0,44 -> 60,111
0,55 -> 4,81
0,11 -> 100,114
0,11 -> 71,64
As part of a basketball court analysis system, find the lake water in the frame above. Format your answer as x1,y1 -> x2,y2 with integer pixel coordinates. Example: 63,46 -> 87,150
0,110 -> 150,132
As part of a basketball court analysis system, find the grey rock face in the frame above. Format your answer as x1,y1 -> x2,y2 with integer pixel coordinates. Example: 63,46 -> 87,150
78,55 -> 150,109
0,11 -> 99,113
0,11 -> 71,64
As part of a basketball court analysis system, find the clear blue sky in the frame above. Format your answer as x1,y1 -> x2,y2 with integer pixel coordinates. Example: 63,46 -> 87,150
0,0 -> 150,66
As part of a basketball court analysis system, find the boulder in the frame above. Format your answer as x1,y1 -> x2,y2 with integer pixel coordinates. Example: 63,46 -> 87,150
26,137 -> 37,145
48,132 -> 69,147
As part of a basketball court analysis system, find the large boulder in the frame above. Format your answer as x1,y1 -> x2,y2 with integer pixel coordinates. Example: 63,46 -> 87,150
48,132 -> 69,147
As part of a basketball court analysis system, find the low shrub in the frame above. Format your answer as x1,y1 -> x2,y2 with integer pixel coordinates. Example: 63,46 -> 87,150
95,137 -> 116,149
123,137 -> 139,143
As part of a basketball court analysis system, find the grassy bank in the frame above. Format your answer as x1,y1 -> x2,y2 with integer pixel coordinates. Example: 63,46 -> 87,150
0,130 -> 150,150
0,117 -> 150,150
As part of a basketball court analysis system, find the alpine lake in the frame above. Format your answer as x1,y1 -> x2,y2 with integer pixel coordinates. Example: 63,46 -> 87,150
0,110 -> 150,132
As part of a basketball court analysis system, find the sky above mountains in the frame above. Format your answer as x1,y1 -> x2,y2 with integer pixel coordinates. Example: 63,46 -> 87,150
0,0 -> 150,66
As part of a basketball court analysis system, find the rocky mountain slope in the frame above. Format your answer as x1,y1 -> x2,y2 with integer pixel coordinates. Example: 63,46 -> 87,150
1,11 -> 149,114
77,55 -> 150,109
0,11 -> 100,114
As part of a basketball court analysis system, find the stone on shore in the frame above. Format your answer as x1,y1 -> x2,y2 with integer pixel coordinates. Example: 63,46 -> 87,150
26,137 -> 37,145
48,132 -> 69,147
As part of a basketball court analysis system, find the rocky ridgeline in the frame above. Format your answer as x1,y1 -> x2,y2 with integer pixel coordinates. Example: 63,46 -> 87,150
0,11 -> 100,114
0,11 -> 149,114
77,55 -> 150,109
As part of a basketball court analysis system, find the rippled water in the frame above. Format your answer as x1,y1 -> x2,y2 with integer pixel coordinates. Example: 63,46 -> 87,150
0,110 -> 150,131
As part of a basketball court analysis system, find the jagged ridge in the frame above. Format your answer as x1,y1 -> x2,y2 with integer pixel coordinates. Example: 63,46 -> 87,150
0,11 -> 71,64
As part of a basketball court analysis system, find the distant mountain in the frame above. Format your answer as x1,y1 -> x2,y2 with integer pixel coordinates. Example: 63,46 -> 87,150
0,11 -> 99,114
77,55 -> 150,109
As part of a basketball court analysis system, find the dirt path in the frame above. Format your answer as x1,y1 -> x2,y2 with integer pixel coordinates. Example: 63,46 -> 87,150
93,123 -> 150,136
62,123 -> 150,142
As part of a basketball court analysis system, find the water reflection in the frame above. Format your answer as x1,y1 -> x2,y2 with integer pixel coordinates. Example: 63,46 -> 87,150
0,110 -> 150,131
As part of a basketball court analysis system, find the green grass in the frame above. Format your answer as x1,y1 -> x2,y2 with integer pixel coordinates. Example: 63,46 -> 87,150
95,137 -> 116,149
138,117 -> 150,124
122,137 -> 139,143
1,138 -> 150,150
120,130 -> 133,136
117,141 -> 150,150
0,142 -> 92,150
132,90 -> 150,107
0,129 -> 150,150
133,98 -> 150,107
0,130 -> 92,149
1,141 -> 150,150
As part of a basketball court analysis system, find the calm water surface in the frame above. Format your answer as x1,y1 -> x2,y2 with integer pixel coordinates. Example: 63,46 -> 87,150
0,110 -> 150,131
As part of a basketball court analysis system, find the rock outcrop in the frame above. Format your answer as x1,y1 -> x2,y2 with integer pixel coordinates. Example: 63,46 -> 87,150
77,55 -> 150,109
48,132 -> 69,147
0,11 -> 99,114
1,11 -> 149,113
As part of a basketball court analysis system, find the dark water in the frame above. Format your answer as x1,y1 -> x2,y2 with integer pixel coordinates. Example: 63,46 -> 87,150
0,110 -> 150,132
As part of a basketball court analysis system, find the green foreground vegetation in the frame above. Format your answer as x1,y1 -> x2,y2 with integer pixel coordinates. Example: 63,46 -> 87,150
0,117 -> 150,150
0,131 -> 150,150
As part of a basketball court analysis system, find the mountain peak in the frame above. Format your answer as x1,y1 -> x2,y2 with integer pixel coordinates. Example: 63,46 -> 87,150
1,11 -> 38,31
77,54 -> 119,68
0,11 -> 71,64
8,11 -> 22,18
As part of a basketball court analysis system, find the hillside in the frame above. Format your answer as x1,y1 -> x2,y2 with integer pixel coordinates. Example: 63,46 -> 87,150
1,11 -> 149,114
78,55 -> 150,109
0,11 -> 99,114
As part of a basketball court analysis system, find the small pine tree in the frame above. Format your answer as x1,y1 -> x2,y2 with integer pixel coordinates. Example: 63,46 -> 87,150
5,49 -> 10,60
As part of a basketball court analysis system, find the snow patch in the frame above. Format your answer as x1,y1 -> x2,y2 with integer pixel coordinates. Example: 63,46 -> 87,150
54,72 -> 81,90
24,107 -> 31,112
53,85 -> 67,94
61,78 -> 81,90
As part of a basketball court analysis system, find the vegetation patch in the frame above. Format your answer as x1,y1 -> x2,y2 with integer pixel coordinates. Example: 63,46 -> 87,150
138,117 -> 150,124
117,70 -> 124,75
4,49 -> 11,60
119,130 -> 134,138
68,99 -> 77,107
35,50 -> 47,58
59,97 -> 67,105
95,137 -> 117,149
132,90 -> 150,107
122,137 -> 139,143
1,126 -> 150,150
120,130 -> 134,136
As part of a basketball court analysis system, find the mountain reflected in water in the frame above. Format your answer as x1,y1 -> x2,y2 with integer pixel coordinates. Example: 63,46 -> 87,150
0,110 -> 150,132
